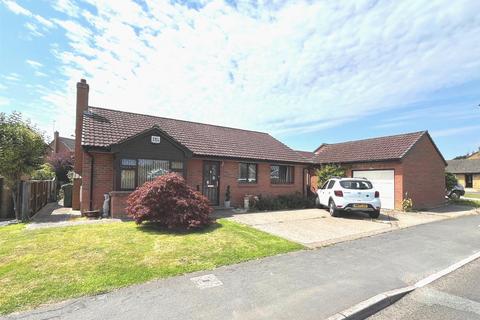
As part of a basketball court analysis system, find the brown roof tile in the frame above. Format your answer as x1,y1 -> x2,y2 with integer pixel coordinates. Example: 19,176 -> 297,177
82,106 -> 309,163
313,131 -> 428,164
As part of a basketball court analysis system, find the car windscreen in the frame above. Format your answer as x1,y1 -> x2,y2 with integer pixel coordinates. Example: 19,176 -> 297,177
340,180 -> 373,190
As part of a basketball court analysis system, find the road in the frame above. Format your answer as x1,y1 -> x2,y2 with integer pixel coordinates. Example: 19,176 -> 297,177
369,257 -> 480,319
3,215 -> 480,320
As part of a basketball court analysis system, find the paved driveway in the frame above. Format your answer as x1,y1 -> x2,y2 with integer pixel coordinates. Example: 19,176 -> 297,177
224,204 -> 479,248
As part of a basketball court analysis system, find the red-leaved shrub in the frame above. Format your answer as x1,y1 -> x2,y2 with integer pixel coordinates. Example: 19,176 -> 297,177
126,173 -> 213,229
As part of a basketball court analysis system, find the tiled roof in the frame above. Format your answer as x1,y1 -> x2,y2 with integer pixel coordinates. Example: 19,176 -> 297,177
59,137 -> 75,151
313,131 -> 428,164
446,159 -> 480,173
82,106 -> 309,163
295,150 -> 316,162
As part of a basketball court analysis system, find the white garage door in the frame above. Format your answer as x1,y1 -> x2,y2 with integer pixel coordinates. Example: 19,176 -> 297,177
353,170 -> 395,209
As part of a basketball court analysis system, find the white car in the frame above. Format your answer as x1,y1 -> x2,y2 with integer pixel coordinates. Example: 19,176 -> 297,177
316,177 -> 381,218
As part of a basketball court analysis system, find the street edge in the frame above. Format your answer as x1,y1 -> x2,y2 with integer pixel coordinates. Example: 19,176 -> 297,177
325,250 -> 480,320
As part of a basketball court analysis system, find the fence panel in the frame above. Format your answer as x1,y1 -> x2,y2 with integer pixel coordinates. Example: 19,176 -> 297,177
18,178 -> 57,220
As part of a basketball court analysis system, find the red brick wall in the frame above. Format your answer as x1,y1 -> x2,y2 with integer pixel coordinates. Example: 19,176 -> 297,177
186,158 -> 306,207
80,152 -> 114,213
402,135 -> 446,209
109,191 -> 131,219
343,161 -> 404,210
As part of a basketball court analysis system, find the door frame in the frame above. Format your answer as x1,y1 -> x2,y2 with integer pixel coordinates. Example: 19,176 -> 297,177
202,161 -> 221,206
465,174 -> 473,188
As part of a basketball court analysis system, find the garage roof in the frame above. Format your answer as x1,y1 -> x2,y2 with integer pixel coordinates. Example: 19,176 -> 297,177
312,131 -> 446,164
446,159 -> 480,174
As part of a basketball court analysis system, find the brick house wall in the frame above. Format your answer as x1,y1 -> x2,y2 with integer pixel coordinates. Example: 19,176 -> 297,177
343,161 -> 404,210
108,158 -> 307,218
402,134 -> 446,209
186,159 -> 305,207
80,152 -> 114,213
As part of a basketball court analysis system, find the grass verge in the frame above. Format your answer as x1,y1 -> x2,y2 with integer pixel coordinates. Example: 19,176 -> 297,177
0,219 -> 303,314
464,193 -> 480,200
452,199 -> 480,208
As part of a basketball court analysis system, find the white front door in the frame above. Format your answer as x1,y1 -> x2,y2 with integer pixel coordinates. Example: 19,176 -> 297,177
353,170 -> 395,209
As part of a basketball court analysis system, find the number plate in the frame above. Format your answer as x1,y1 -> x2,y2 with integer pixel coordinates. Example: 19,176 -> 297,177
353,204 -> 368,208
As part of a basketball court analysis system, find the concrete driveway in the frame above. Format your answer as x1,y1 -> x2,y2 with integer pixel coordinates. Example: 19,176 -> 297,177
223,204 -> 479,248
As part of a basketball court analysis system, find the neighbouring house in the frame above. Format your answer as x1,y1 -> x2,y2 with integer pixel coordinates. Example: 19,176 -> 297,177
47,131 -> 75,157
301,131 -> 447,210
72,79 -> 446,216
446,159 -> 480,191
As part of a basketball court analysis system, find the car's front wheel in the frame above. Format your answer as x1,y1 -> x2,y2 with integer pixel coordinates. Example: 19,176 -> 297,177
369,210 -> 380,219
449,191 -> 461,200
329,200 -> 340,217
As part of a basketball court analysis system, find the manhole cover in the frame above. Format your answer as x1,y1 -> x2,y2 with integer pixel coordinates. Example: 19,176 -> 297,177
190,274 -> 223,289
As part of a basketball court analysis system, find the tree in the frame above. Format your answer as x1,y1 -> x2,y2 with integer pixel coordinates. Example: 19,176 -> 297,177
0,112 -> 47,220
445,172 -> 457,191
126,173 -> 213,229
315,164 -> 346,187
31,163 -> 56,180
47,151 -> 74,184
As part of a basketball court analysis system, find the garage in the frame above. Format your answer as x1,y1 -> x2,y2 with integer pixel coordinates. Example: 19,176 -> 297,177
310,131 -> 447,210
353,170 -> 395,209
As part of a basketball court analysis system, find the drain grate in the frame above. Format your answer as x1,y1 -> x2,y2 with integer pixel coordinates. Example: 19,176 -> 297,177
190,274 -> 223,289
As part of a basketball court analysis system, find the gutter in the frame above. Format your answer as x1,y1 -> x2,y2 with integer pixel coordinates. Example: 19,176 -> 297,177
85,149 -> 94,212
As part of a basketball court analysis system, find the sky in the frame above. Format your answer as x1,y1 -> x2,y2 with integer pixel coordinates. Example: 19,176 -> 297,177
0,0 -> 479,160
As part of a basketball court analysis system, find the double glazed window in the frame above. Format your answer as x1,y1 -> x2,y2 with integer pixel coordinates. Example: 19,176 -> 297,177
120,158 -> 184,190
238,163 -> 257,183
270,165 -> 294,184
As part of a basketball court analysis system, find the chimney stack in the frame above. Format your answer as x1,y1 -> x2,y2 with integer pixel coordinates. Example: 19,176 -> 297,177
53,131 -> 59,154
74,79 -> 89,175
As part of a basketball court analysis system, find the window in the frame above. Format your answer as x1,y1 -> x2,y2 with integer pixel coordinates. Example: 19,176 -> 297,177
119,158 -> 184,190
327,180 -> 335,189
270,165 -> 294,184
120,159 -> 136,190
321,181 -> 329,189
340,180 -> 372,190
238,163 -> 257,183
138,159 -> 170,186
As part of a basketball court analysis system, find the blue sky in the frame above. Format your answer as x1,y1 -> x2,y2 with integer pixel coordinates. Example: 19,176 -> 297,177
0,0 -> 479,160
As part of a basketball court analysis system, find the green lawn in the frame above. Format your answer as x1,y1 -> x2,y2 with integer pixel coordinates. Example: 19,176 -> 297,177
0,219 -> 303,314
465,192 -> 480,199
452,199 -> 480,207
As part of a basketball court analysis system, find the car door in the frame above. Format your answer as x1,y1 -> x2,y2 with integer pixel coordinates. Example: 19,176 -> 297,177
319,180 -> 333,206
317,181 -> 329,206
322,180 -> 336,205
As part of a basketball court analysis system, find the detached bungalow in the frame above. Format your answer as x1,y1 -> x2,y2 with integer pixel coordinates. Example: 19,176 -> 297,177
446,159 -> 480,190
72,80 -> 311,217
72,79 -> 446,216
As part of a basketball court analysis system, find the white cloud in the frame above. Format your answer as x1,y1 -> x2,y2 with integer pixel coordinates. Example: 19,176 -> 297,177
26,59 -> 43,69
2,0 -> 54,28
431,125 -> 480,138
24,22 -> 44,37
18,0 -> 480,139
0,96 -> 10,106
3,72 -> 20,82
52,0 -> 79,17
34,71 -> 48,77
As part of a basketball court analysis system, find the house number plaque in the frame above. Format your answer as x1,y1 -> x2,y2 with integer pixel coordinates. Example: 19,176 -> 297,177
151,136 -> 161,144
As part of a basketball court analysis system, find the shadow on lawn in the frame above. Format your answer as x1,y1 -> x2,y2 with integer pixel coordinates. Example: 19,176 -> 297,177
136,220 -> 223,235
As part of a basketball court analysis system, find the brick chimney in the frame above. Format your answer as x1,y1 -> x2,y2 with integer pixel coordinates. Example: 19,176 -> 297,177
53,131 -> 59,154
72,79 -> 89,210
74,79 -> 89,175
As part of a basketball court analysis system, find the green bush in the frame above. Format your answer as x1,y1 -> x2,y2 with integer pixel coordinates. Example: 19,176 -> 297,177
315,164 -> 346,187
445,172 -> 457,190
31,163 -> 55,180
251,193 -> 315,211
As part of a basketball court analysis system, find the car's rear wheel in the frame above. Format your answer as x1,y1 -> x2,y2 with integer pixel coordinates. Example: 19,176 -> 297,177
329,200 -> 340,217
369,210 -> 380,219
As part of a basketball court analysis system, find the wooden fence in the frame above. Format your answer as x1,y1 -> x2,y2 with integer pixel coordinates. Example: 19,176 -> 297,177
17,178 -> 57,220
